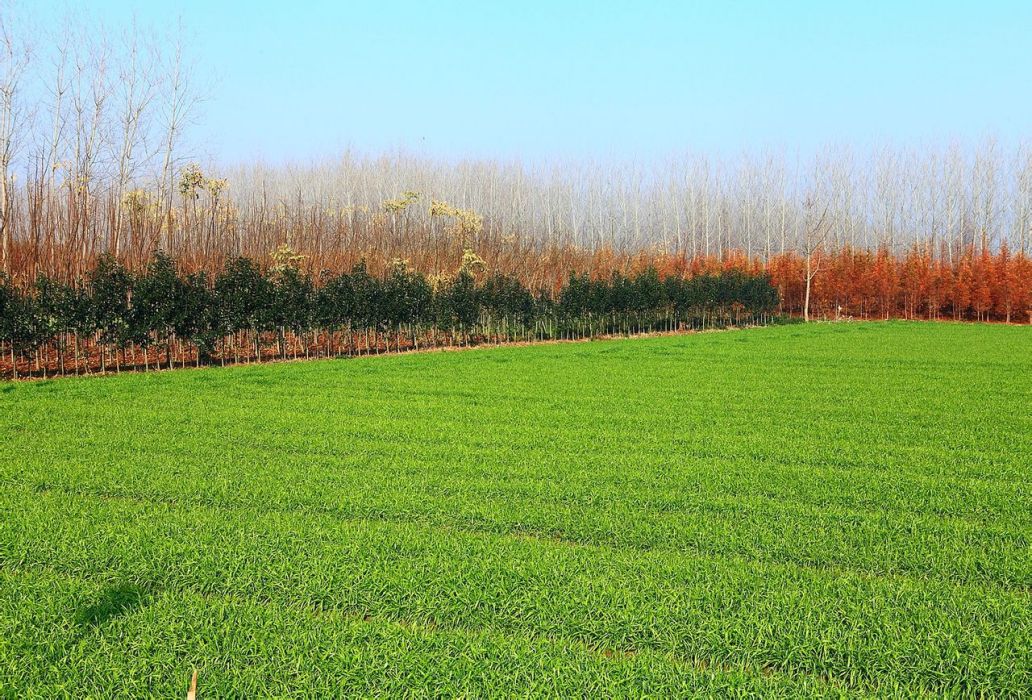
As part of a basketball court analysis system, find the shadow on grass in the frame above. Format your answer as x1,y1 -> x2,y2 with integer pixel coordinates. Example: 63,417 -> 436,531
75,582 -> 149,627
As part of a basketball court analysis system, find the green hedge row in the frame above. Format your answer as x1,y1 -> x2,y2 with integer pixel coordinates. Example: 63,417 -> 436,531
0,253 -> 779,377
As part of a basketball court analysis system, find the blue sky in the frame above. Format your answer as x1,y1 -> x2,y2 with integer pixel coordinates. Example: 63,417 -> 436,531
37,0 -> 1032,164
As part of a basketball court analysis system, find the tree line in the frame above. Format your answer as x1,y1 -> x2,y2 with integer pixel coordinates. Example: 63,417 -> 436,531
2,8 -> 1031,290
2,6 -> 1028,360
0,249 -> 780,379
6,146 -> 1032,289
768,244 -> 1032,323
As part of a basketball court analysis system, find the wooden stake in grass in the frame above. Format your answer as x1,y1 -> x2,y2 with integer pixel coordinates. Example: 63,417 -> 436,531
186,669 -> 197,700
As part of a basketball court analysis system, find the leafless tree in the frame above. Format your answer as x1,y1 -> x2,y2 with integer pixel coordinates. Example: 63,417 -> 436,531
1015,142 -> 1032,256
0,1 -> 30,274
157,22 -> 203,220
111,21 -> 160,255
802,159 -> 834,322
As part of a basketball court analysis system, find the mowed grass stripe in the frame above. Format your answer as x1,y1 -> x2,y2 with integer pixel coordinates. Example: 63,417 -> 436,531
9,435 -> 1028,532
1,321 -> 1030,695
6,475 -> 1029,592
4,481 -> 1027,603
1,485 -> 1030,696
0,570 -> 854,699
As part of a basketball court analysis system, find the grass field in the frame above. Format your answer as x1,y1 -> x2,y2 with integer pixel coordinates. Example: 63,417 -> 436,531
1,321 -> 1029,697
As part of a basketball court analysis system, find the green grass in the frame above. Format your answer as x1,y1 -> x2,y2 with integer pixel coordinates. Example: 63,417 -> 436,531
1,321 -> 1029,697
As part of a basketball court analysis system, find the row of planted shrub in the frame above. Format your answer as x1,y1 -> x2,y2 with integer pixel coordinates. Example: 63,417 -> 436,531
0,253 -> 780,378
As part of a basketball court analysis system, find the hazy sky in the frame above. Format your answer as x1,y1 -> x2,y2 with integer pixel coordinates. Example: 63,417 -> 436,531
36,0 -> 1032,164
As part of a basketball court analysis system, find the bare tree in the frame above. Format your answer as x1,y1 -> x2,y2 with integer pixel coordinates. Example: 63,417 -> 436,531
802,159 -> 833,322
0,2 -> 30,274
971,137 -> 1001,253
1012,142 -> 1031,256
41,17 -> 72,193
111,21 -> 160,255
157,22 -> 202,222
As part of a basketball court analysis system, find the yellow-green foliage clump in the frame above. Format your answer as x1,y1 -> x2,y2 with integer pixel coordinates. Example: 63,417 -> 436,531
459,247 -> 486,276
430,199 -> 484,243
179,164 -> 206,199
179,164 -> 229,202
383,191 -> 421,213
206,178 -> 229,200
121,189 -> 151,214
270,244 -> 306,274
